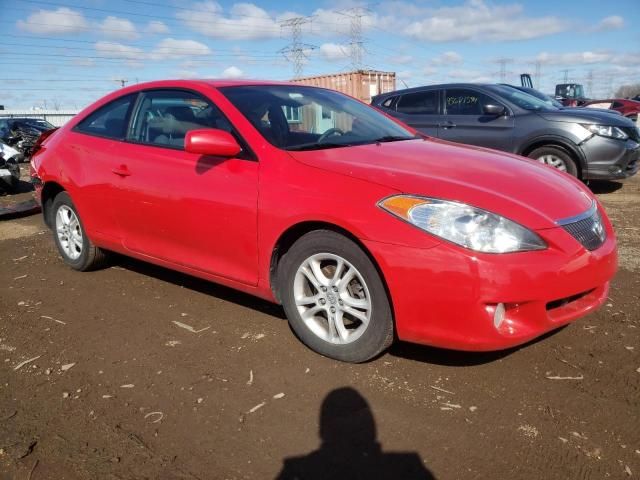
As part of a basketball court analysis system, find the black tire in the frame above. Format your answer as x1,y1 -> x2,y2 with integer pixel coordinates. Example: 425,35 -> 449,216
278,230 -> 393,363
528,146 -> 579,177
7,176 -> 18,192
51,191 -> 108,271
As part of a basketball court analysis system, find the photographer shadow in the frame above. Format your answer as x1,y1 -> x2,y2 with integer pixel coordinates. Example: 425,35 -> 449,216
276,387 -> 435,480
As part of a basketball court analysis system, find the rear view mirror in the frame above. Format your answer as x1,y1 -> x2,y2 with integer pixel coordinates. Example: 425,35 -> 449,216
483,104 -> 506,116
185,129 -> 241,157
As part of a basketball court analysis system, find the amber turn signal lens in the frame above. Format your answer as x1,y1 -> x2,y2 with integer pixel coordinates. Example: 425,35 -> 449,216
379,196 -> 428,219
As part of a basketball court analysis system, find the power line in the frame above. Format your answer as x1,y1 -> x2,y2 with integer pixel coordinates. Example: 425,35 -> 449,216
15,0 -> 284,32
533,61 -> 542,89
0,41 -> 282,58
586,69 -> 594,97
279,17 -> 316,78
0,35 -> 279,55
338,7 -> 370,70
495,58 -> 513,82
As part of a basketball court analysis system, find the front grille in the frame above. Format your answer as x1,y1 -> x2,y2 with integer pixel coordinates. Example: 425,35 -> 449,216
560,206 -> 606,251
621,126 -> 640,143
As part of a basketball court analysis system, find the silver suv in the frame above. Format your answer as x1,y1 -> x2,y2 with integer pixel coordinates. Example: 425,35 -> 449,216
372,83 -> 639,181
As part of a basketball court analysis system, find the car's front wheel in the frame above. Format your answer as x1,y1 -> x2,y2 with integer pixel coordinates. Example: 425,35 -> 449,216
528,146 -> 578,177
279,230 -> 394,363
51,192 -> 107,271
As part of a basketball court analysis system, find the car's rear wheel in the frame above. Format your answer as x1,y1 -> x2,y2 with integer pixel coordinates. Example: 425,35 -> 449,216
279,230 -> 393,363
51,192 -> 107,271
528,146 -> 578,177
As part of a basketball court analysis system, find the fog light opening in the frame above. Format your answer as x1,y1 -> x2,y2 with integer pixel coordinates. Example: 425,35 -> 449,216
493,303 -> 506,329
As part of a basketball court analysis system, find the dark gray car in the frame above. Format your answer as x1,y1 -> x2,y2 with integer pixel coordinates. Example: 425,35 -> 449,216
372,83 -> 639,180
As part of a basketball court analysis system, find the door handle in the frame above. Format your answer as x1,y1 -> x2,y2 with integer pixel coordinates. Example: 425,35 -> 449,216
439,121 -> 456,129
111,165 -> 131,177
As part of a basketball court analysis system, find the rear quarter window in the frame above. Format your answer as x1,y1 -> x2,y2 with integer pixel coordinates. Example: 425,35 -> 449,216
396,91 -> 439,115
381,97 -> 395,109
75,94 -> 137,140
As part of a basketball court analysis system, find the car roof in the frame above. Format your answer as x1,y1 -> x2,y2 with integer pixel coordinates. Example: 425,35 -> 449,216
0,116 -> 45,120
374,83 -> 497,99
120,79 -> 295,91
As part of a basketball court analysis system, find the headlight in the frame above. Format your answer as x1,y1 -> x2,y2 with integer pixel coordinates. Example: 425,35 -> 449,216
581,124 -> 628,140
379,196 -> 547,253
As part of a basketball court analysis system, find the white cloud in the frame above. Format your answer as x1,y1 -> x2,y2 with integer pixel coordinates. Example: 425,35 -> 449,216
150,38 -> 211,60
536,51 -> 613,66
94,41 -> 144,60
431,51 -> 463,66
175,69 -> 199,78
98,16 -> 139,40
310,8 -> 377,37
145,20 -> 170,34
177,2 -> 283,40
422,66 -> 438,76
72,58 -> 96,67
399,0 -> 566,42
221,66 -> 244,79
447,69 -> 492,83
594,15 -> 624,31
388,54 -> 413,65
17,7 -> 89,35
319,43 -> 351,61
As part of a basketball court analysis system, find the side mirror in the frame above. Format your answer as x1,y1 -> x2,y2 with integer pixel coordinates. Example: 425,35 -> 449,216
483,104 -> 506,116
185,129 -> 241,157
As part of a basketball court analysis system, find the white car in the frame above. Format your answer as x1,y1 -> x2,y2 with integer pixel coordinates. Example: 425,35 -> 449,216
0,141 -> 21,192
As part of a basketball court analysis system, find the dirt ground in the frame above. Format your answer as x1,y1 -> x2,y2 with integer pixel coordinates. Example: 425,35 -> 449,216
1,165 -> 639,480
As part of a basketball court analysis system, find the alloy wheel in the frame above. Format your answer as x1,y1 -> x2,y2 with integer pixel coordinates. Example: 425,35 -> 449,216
55,205 -> 83,260
537,154 -> 567,172
293,253 -> 372,345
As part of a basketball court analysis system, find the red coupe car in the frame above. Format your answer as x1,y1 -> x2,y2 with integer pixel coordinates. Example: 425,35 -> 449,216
584,98 -> 640,122
30,80 -> 617,362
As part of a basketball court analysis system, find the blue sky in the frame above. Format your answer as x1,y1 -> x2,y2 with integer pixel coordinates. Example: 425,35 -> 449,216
2,0 -> 639,108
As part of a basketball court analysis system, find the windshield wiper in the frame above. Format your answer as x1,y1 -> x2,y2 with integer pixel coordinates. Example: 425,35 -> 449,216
373,135 -> 417,143
286,142 -> 350,151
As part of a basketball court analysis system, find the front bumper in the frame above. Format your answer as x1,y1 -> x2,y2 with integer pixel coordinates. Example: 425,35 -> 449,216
582,136 -> 639,180
363,212 -> 617,351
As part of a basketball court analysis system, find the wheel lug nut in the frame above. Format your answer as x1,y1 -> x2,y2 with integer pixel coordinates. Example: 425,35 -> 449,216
338,299 -> 343,305
319,298 -> 326,305
321,286 -> 327,292
330,307 -> 336,313
332,286 -> 338,292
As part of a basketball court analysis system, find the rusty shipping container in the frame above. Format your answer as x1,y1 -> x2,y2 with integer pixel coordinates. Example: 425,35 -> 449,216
290,70 -> 396,104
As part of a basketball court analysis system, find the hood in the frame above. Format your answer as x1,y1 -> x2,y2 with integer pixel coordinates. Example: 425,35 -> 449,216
289,138 -> 594,230
572,107 -> 621,116
536,109 -> 633,126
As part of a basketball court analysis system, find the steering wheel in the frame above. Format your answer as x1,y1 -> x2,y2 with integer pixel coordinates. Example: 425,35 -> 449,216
317,128 -> 345,143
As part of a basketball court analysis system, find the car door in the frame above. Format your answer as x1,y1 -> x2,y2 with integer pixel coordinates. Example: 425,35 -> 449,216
438,88 -> 514,151
389,89 -> 441,136
112,89 -> 259,286
66,93 -> 138,242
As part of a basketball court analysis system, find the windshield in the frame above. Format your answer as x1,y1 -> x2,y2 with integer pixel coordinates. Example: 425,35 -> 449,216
490,85 -> 560,112
555,84 -> 585,99
220,85 -> 417,151
518,87 -> 563,108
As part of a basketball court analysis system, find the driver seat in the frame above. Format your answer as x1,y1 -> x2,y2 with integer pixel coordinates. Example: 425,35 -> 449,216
267,105 -> 290,148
